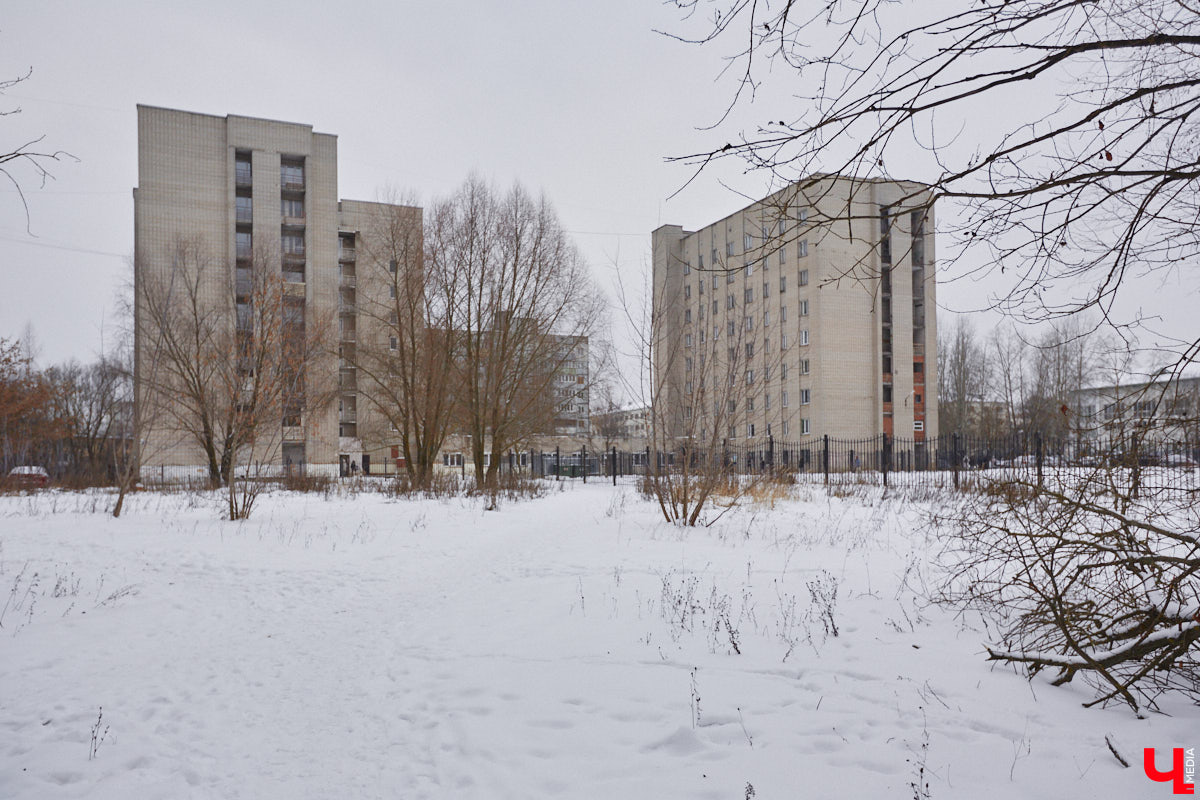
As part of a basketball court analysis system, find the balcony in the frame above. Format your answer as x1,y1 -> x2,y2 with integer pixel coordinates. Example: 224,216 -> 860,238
339,368 -> 357,392
235,165 -> 252,186
339,327 -> 356,343
236,207 -> 253,225
338,246 -> 356,262
339,273 -> 357,288
281,177 -> 305,193
281,214 -> 306,228
282,247 -> 306,262
339,301 -> 356,316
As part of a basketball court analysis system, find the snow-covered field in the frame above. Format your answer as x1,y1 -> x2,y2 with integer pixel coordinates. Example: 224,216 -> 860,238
0,482 -> 1195,799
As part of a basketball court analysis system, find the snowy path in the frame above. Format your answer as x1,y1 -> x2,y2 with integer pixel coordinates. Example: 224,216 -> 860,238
0,485 -> 1196,798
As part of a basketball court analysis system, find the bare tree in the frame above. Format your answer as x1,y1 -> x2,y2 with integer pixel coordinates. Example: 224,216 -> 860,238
937,317 -> 992,438
2,69 -> 72,230
350,197 -> 458,487
137,235 -> 334,516
43,359 -> 127,483
429,177 -> 604,486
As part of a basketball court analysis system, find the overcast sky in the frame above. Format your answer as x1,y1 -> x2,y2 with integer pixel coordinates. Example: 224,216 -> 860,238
1,1 -> 1193,376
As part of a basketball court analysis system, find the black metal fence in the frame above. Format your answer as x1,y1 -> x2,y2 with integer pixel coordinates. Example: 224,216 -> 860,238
508,433 -> 1200,493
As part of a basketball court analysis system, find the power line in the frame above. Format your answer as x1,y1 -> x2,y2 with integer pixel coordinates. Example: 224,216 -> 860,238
0,234 -> 127,259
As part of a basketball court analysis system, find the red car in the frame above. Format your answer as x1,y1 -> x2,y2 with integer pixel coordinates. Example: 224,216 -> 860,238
7,466 -> 50,489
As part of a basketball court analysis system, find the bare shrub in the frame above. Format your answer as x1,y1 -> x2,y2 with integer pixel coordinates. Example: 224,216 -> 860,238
935,475 -> 1200,714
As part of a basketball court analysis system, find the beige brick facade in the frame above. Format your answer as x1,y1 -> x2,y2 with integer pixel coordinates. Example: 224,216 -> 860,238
134,106 -> 416,477
652,176 -> 939,448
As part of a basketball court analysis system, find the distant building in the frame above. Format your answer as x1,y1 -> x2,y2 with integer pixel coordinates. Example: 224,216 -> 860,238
1070,376 -> 1200,449
592,406 -> 650,447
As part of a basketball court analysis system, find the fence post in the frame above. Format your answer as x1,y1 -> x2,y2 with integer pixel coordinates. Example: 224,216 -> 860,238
768,433 -> 775,475
823,435 -> 830,485
952,433 -> 960,490
555,445 -> 560,481
582,445 -> 587,483
644,446 -> 650,476
1035,432 -> 1044,489
882,433 -> 889,488
612,446 -> 617,486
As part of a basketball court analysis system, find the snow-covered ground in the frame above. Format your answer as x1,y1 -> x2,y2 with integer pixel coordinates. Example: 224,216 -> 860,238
0,482 -> 1195,799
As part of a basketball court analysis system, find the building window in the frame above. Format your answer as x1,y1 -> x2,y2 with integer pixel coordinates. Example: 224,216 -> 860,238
282,233 -> 305,255
781,420 -> 789,436
236,196 -> 253,224
763,310 -> 770,327
726,241 -> 734,257
801,418 -> 811,435
799,269 -> 809,286
800,359 -> 810,375
745,262 -> 754,277
744,233 -> 753,250
684,284 -> 691,299
699,253 -> 705,269
280,161 -> 305,189
883,384 -> 893,403
745,342 -> 755,358
727,270 -> 736,284
798,240 -> 809,257
281,197 -> 304,219
744,316 -> 754,332
760,282 -> 768,299
747,423 -> 756,437
389,336 -> 398,351
684,260 -> 691,275
685,380 -> 694,395
685,333 -> 693,348
728,400 -> 736,413
799,208 -> 809,222
727,295 -> 736,309
765,392 -> 771,410
389,285 -> 396,299
684,309 -> 692,323
727,320 -> 735,337
699,329 -> 706,345
744,288 -> 754,304
779,275 -> 787,293
782,390 -> 789,407
781,362 -> 789,380
800,389 -> 811,405
780,304 -> 788,322
779,246 -> 786,265
800,329 -> 810,346
712,248 -> 718,265
914,420 -> 925,432
799,299 -> 809,316
685,357 -> 693,372
698,279 -> 705,295
236,231 -> 252,259
780,331 -> 788,349
712,299 -> 719,315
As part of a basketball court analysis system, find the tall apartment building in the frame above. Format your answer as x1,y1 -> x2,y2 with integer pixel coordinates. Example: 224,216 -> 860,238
134,105 -> 419,477
651,176 -> 938,448
134,106 -> 589,478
